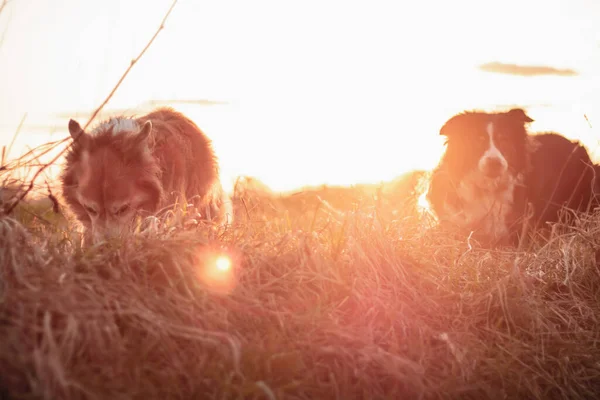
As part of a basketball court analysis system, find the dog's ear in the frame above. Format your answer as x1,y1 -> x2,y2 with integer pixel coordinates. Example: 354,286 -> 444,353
68,119 -> 90,148
506,108 -> 534,124
440,114 -> 468,137
132,120 -> 152,149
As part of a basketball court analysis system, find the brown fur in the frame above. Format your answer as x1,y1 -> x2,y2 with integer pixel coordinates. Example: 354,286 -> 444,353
60,107 -> 232,244
427,108 -> 600,247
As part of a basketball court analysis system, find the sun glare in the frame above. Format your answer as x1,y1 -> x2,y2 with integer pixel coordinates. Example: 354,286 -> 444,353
417,191 -> 430,212
1,0 -> 599,194
195,249 -> 237,295
215,255 -> 232,272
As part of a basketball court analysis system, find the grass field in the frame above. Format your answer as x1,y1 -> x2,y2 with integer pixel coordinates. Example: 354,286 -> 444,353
2,162 -> 600,400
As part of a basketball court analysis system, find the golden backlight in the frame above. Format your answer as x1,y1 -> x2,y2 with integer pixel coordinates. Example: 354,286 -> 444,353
417,190 -> 431,213
0,1 -> 599,193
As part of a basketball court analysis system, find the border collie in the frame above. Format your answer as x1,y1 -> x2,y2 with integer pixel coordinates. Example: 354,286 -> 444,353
427,108 -> 599,246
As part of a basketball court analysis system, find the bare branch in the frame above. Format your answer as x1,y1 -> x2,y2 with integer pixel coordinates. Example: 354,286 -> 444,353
83,0 -> 178,130
0,0 -> 11,16
2,0 -> 179,216
0,0 -> 14,47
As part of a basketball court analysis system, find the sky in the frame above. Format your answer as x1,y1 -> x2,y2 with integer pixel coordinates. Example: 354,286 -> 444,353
1,0 -> 600,192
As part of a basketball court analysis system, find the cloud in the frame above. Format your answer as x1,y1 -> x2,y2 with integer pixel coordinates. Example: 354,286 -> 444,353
54,99 -> 231,120
478,62 -> 578,77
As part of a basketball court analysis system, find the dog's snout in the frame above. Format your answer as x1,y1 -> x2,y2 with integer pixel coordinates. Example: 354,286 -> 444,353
482,157 -> 504,178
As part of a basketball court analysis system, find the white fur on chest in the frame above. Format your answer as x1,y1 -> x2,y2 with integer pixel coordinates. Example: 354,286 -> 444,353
443,174 -> 519,239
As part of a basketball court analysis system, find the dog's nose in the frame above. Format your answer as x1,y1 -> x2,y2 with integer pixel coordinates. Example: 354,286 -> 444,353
482,157 -> 504,178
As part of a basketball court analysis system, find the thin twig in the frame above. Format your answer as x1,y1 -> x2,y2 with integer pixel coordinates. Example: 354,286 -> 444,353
46,181 -> 60,214
0,0 -> 15,50
0,0 -> 11,16
83,0 -> 178,130
2,0 -> 179,216
584,114 -> 593,129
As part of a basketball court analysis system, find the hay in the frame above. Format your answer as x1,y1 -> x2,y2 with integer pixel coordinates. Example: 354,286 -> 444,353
2,163 -> 600,399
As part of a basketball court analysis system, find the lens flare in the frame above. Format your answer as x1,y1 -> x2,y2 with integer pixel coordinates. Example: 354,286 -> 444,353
215,255 -> 232,272
194,248 -> 237,295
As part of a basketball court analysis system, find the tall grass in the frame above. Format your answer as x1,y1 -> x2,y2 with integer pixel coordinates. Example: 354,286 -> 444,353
1,157 -> 600,400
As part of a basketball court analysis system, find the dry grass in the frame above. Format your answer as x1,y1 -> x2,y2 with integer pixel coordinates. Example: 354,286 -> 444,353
1,156 -> 600,400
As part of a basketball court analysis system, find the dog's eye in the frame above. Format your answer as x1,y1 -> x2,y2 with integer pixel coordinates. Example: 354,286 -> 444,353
114,204 -> 130,216
84,205 -> 97,216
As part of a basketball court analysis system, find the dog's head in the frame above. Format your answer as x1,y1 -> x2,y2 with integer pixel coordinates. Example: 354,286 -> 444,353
439,108 -> 534,190
61,117 -> 163,242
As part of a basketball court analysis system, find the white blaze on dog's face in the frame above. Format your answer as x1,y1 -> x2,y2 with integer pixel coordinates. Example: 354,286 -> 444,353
67,118 -> 163,241
477,122 -> 509,179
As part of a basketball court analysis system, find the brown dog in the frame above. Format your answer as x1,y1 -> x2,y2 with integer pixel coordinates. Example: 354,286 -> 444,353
60,107 -> 233,245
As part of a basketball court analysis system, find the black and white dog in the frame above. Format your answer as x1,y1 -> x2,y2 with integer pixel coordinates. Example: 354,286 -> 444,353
427,108 -> 599,246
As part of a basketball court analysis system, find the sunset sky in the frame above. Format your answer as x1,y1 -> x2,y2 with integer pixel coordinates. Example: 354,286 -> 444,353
1,0 -> 600,192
